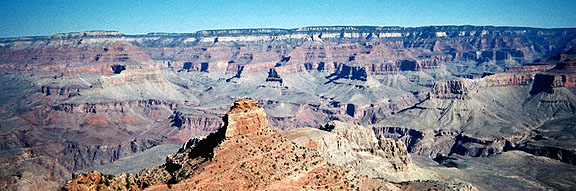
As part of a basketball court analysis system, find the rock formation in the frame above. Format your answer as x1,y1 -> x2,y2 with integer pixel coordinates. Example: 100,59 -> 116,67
64,99 -> 480,190
283,121 -> 437,182
1,26 -> 575,190
65,99 -> 363,190
430,80 -> 469,100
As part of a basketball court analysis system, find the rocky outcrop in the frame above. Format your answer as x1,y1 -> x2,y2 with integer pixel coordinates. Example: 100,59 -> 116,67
12,98 -> 227,176
504,65 -> 554,73
553,60 -> 576,73
3,26 -> 571,77
448,134 -> 508,157
60,139 -> 161,171
430,80 -> 469,99
378,138 -> 412,171
373,122 -> 576,168
561,75 -> 576,88
530,73 -> 576,95
64,99 -> 479,190
518,144 -> 576,165
179,61 -> 210,72
64,99 -> 372,190
40,85 -> 83,97
49,99 -> 177,114
372,126 -> 529,159
478,48 -> 576,90
0,149 -> 72,191
284,121 -> 417,181
478,73 -> 534,87
223,99 -> 268,138
548,48 -> 576,72
373,127 -> 459,157
521,48 -> 576,93
16,100 -> 177,169
168,111 -> 222,134
62,171 -> 138,191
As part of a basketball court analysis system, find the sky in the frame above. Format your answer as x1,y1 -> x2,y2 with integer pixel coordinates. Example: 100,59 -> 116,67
1,0 -> 575,38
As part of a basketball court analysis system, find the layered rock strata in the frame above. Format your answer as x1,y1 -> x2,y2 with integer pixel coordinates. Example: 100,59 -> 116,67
283,121 -> 433,182
64,100 -> 478,190
1,26 -> 576,190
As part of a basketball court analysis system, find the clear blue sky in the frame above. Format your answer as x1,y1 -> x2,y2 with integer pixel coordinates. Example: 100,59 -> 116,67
1,0 -> 575,38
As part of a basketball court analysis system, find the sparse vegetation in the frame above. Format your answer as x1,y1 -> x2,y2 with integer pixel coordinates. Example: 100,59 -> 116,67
178,169 -> 188,178
104,178 -> 110,186
125,177 -> 131,188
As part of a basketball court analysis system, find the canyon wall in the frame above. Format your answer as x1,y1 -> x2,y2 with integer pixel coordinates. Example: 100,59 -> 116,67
1,26 -> 576,190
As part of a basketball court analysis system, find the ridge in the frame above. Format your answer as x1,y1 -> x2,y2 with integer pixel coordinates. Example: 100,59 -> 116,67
2,25 -> 575,41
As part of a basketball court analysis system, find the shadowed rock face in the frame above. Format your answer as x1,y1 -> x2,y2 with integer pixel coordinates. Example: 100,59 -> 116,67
346,103 -> 356,117
180,62 -> 210,72
265,68 -> 283,84
200,62 -> 209,72
530,74 -> 556,94
399,60 -> 418,71
182,62 -> 192,71
327,65 -> 368,82
111,64 -> 126,74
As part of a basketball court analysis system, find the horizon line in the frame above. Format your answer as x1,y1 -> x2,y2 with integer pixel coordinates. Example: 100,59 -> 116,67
3,24 -> 576,39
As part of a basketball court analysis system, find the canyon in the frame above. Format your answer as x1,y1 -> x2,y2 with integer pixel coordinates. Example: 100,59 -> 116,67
0,26 -> 575,190
65,99 -> 476,191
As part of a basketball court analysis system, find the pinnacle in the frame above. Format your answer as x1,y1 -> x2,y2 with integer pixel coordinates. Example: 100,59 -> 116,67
228,99 -> 260,114
224,99 -> 269,138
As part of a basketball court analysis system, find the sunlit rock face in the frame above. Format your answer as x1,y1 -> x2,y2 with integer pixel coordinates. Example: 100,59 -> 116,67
223,99 -> 269,138
283,121 -> 431,182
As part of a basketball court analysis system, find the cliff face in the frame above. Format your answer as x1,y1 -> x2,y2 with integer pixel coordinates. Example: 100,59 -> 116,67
283,121 -> 425,182
430,80 -> 469,99
1,26 -> 574,76
0,41 -> 151,76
